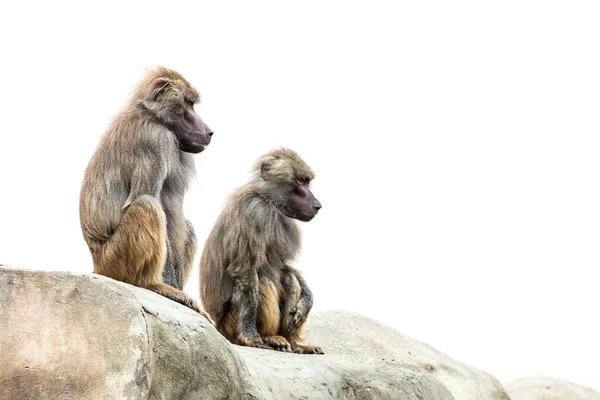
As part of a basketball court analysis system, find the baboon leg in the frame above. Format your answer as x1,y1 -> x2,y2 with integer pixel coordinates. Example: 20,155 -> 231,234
257,278 -> 291,352
162,220 -> 197,290
93,195 -> 166,286
230,276 -> 271,350
258,278 -> 281,337
93,195 -> 202,315
280,267 -> 323,354
181,220 -> 197,286
280,269 -> 302,345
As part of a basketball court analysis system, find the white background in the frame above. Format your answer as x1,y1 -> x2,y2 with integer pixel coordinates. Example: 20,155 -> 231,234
1,0 -> 598,391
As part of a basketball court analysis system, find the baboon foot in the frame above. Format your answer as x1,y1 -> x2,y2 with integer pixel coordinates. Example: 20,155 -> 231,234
187,302 -> 215,325
198,309 -> 215,325
293,344 -> 324,355
181,297 -> 215,325
263,335 -> 292,352
238,335 -> 272,350
147,283 -> 214,325
179,294 -> 201,312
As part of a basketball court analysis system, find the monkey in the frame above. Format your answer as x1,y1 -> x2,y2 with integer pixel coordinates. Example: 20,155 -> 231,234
79,66 -> 212,320
200,148 -> 324,354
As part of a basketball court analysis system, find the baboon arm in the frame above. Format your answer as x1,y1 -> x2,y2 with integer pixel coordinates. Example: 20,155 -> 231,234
289,267 -> 313,312
125,148 -> 167,207
230,270 -> 263,342
282,266 -> 314,336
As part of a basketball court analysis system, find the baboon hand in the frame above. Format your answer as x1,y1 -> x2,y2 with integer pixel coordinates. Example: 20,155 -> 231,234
288,307 -> 305,334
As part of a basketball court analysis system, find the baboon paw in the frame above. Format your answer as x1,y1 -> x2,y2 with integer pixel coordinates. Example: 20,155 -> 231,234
183,299 -> 214,325
198,310 -> 215,325
181,296 -> 201,312
249,342 -> 272,350
263,336 -> 292,352
288,307 -> 305,334
294,345 -> 324,355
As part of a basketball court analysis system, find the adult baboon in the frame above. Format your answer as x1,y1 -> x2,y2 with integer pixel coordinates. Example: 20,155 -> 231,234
80,67 -> 212,318
200,148 -> 323,354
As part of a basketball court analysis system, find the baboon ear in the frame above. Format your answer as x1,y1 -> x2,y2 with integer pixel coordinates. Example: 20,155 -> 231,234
151,80 -> 170,101
260,157 -> 290,181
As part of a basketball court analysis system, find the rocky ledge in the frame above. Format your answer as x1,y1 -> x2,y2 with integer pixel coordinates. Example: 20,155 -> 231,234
9,265 -> 596,399
0,266 -> 456,399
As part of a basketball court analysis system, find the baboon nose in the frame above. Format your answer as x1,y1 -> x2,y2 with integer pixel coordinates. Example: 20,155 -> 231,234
205,124 -> 214,136
313,201 -> 322,212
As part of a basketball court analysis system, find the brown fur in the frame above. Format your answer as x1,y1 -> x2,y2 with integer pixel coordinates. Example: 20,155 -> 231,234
200,149 -> 323,353
80,67 -> 212,320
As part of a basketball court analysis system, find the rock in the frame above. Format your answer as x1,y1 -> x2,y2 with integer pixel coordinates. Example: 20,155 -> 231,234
238,348 -> 452,399
303,310 -> 510,400
0,266 -> 454,400
505,377 -> 600,400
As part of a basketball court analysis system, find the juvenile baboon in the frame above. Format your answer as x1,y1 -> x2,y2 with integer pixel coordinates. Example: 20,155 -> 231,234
80,67 -> 212,318
200,148 -> 323,354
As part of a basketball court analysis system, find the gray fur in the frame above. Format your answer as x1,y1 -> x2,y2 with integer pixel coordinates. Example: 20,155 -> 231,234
80,67 -> 211,310
200,149 -> 323,353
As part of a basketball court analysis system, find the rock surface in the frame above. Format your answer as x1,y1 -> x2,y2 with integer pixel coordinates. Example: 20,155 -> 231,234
303,310 -> 510,400
0,266 -> 454,400
505,377 -> 600,400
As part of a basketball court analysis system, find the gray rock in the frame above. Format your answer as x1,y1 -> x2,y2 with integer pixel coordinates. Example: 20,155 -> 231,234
505,377 -> 600,400
303,310 -> 510,400
0,266 -> 454,400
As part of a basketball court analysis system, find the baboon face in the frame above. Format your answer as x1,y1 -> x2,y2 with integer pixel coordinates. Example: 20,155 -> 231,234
260,149 -> 322,222
143,76 -> 213,153
284,179 -> 322,222
169,97 -> 213,154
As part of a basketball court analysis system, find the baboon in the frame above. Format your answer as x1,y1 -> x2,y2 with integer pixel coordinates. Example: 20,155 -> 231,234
80,67 -> 212,319
200,148 -> 324,354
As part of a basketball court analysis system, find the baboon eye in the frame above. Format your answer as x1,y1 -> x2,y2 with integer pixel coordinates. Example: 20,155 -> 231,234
298,176 -> 310,185
294,185 -> 307,197
186,99 -> 195,107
